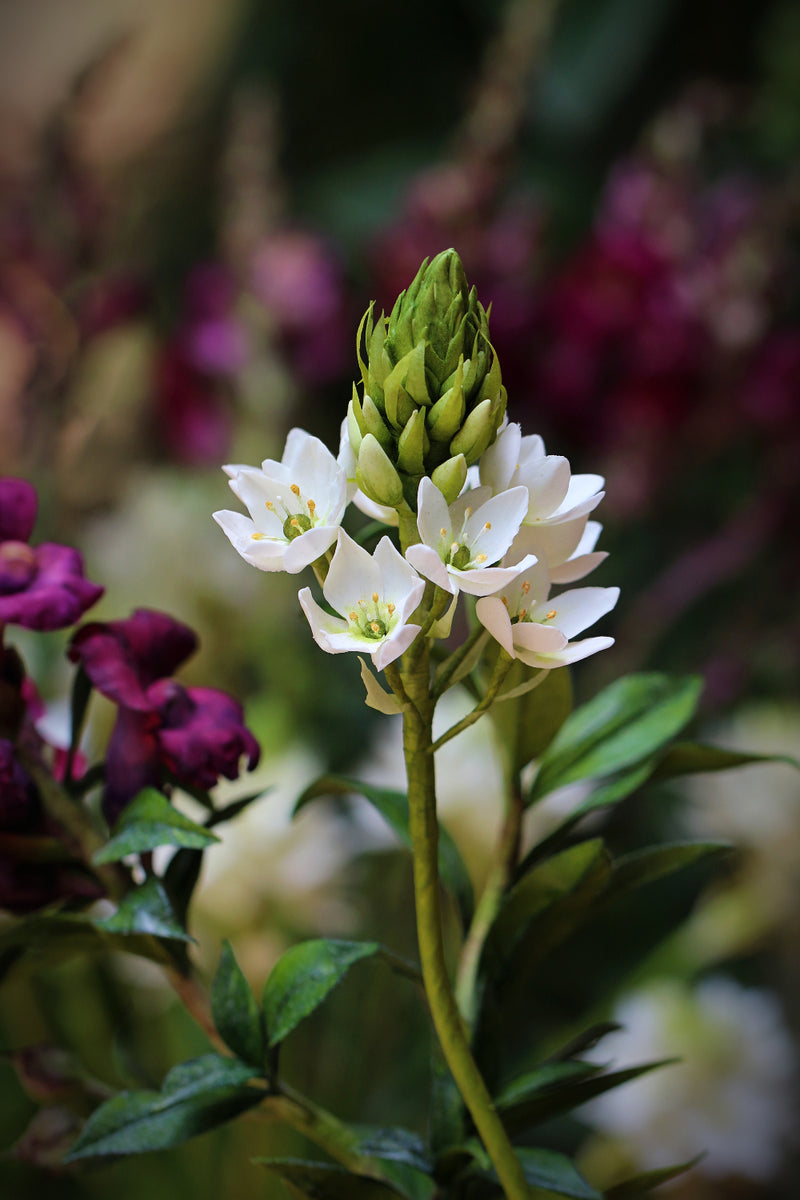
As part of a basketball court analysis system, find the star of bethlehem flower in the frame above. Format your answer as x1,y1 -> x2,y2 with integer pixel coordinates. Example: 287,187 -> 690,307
475,559 -> 619,668
298,530 -> 425,671
479,423 -> 605,575
405,477 -> 538,597
213,428 -> 347,573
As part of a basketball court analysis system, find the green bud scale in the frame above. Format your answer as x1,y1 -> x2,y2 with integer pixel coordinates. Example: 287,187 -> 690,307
349,249 -> 506,510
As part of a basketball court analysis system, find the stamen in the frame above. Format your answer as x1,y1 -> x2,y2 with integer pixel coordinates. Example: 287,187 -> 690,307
307,498 -> 316,515
475,553 -> 487,563
501,596 -> 508,607
521,580 -> 530,595
546,609 -> 557,620
265,500 -> 275,510
440,527 -> 447,538
387,603 -> 395,615
290,518 -> 302,530
251,532 -> 265,540
349,611 -> 358,621
519,607 -> 527,620
372,592 -> 379,603
483,521 -> 492,531
290,483 -> 301,497
369,621 -> 381,634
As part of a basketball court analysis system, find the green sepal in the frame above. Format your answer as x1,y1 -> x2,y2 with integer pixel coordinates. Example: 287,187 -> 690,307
363,393 -> 394,450
263,939 -> 380,1047
397,408 -> 428,475
211,940 -> 265,1068
348,390 -> 366,453
95,877 -> 193,942
449,396 -> 497,465
294,775 -> 474,926
64,1054 -> 262,1160
357,435 -> 404,508
427,359 -> 465,442
93,788 -> 219,864
430,454 -> 467,505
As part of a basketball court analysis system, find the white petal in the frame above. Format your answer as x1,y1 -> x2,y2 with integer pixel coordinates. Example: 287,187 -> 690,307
351,489 -> 399,526
464,486 -> 529,564
453,552 -> 538,597
416,477 -> 452,550
406,544 -> 456,593
213,510 -> 287,570
373,537 -> 426,621
549,551 -> 607,585
372,623 -> 422,671
530,636 -> 616,667
475,596 -> 515,657
525,455 -> 571,520
359,657 -> 403,714
534,586 -> 619,639
512,622 -> 568,653
283,524 -> 341,573
324,531 -> 380,615
479,422 -> 521,493
298,587 -> 349,653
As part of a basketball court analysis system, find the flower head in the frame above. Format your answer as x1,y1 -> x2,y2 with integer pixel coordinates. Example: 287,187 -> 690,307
214,429 -> 347,574
0,478 -> 104,632
405,477 -> 537,597
299,530 -> 425,671
475,559 -> 618,668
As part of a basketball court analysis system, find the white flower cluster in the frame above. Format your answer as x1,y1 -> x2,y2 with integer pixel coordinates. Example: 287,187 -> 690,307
214,422 -> 619,674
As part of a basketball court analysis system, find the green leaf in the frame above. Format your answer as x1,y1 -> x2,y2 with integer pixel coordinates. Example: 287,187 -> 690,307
211,940 -> 265,1068
497,1060 -> 676,1135
263,939 -> 380,1047
515,1147 -> 602,1199
354,1127 -> 431,1175
652,741 -> 800,780
529,674 -> 702,804
494,1060 -> 601,1109
489,659 -> 573,775
254,1158 -> 406,1198
604,1156 -> 703,1198
93,788 -> 219,863
95,877 -> 192,942
0,911 -> 171,982
294,775 -> 473,926
605,842 -> 731,904
483,840 -> 612,977
65,1054 -> 262,1160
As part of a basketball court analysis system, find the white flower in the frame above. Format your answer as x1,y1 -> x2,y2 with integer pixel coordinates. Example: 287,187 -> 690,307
298,529 -> 425,670
511,519 -> 608,584
405,477 -> 538,598
213,428 -> 347,573
583,977 -> 798,1182
337,417 -> 399,527
475,559 -> 618,668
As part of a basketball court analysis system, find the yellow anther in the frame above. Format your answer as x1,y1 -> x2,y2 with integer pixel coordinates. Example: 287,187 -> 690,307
290,517 -> 301,530
465,507 -> 472,518
387,603 -> 395,615
290,483 -> 301,496
372,592 -> 379,603
519,607 -> 527,620
307,498 -> 316,515
475,554 -> 487,563
370,621 -> 381,634
546,608 -> 557,620
440,527 -> 447,538
501,596 -> 508,607
521,580 -> 530,595
251,532 -> 265,540
349,611 -> 358,621
265,500 -> 275,510
484,521 -> 492,531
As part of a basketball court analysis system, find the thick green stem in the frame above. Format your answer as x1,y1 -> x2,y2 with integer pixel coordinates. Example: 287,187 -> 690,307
401,638 -> 530,1199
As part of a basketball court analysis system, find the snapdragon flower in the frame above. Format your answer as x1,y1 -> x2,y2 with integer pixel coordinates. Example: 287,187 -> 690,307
405,477 -> 537,597
475,559 -> 618,668
214,429 -> 347,573
298,530 -> 425,671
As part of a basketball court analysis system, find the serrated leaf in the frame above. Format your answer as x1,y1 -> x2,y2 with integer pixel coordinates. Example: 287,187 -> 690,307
652,741 -> 800,780
65,1054 -> 262,1160
263,939 -> 380,1047
211,940 -> 264,1067
294,775 -> 473,926
95,877 -> 192,942
93,788 -> 219,863
529,674 -> 702,804
483,840 -> 612,977
604,1155 -> 703,1197
255,1158 -> 406,1198
497,1060 -> 676,1135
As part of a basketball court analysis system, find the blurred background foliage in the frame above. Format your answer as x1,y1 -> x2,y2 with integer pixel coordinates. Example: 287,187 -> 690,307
1,0 -> 800,1196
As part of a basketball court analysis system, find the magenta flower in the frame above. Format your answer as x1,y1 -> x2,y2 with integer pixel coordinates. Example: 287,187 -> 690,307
69,609 -> 260,818
0,479 -> 104,632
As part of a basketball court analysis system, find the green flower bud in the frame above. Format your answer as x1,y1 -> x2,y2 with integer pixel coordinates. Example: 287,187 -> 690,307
430,454 -> 467,505
352,248 -> 505,508
356,434 -> 405,508
347,390 -> 365,454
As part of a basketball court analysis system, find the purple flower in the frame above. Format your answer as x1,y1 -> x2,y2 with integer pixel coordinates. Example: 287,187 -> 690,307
69,609 -> 260,818
0,479 -> 104,632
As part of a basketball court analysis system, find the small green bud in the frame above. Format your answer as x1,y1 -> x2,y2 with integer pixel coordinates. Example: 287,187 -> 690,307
430,453 -> 467,505
397,408 -> 429,476
450,397 -> 496,465
362,394 -> 393,450
427,358 -> 465,443
356,434 -> 405,508
347,392 -> 365,454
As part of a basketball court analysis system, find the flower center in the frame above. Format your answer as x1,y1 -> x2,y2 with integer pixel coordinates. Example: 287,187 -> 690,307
348,593 -> 396,641
282,512 -> 313,540
449,543 -> 472,571
0,541 -> 37,594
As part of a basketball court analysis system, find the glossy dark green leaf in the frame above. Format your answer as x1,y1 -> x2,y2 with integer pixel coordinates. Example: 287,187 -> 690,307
263,939 -> 380,1047
494,1060 -> 601,1109
93,788 -> 219,864
0,911 -> 171,982
211,940 -> 264,1068
497,1060 -> 676,1135
65,1054 -> 262,1160
604,1155 -> 703,1198
652,741 -> 800,781
354,1127 -> 431,1174
162,846 -> 204,929
95,877 -> 192,942
483,840 -> 612,976
489,658 -> 573,775
294,775 -> 473,925
529,674 -> 702,804
254,1158 -> 406,1198
516,1147 -> 602,1199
